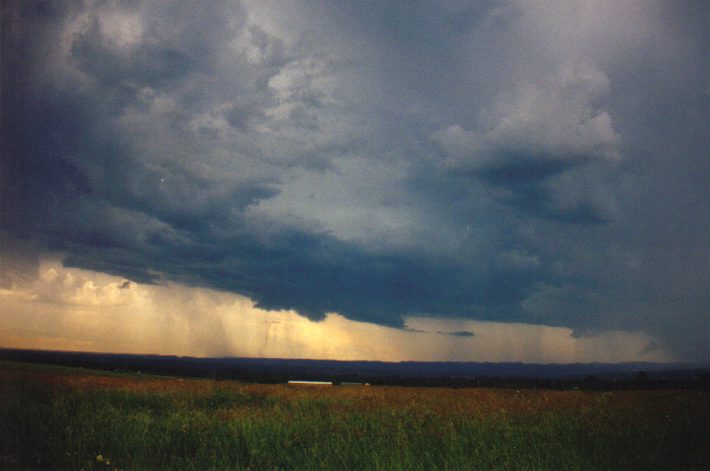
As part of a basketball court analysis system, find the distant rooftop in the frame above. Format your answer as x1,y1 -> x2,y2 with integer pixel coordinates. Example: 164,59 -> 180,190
288,380 -> 332,385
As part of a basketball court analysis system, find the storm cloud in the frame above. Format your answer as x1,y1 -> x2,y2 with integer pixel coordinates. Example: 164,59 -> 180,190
2,0 -> 709,361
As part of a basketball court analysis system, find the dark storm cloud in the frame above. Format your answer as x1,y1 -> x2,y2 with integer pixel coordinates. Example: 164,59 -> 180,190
60,221 -> 536,327
468,155 -> 612,224
440,331 -> 475,338
70,2 -> 242,86
0,0 -> 532,326
2,0 -> 709,361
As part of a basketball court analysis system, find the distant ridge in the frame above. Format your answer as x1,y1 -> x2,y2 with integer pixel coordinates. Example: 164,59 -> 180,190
1,348 -> 708,389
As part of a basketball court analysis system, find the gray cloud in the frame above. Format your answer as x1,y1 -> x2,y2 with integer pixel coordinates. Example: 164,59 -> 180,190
431,63 -> 621,224
439,330 -> 475,338
2,0 -> 709,361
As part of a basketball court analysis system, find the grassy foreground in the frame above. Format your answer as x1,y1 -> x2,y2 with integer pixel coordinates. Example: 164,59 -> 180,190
1,361 -> 708,470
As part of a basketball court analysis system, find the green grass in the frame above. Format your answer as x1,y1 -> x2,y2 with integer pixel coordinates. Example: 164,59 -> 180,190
1,361 -> 708,470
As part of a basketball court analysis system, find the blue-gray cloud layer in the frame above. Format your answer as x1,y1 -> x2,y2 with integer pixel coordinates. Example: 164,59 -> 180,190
2,0 -> 709,361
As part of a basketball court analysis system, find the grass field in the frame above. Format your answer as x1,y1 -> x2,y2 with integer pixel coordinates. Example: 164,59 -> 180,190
1,361 -> 708,470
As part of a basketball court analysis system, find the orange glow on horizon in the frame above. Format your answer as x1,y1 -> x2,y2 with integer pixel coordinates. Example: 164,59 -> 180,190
0,259 -> 672,363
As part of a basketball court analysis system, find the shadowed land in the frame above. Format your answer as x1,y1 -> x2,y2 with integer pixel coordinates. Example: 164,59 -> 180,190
1,361 -> 709,470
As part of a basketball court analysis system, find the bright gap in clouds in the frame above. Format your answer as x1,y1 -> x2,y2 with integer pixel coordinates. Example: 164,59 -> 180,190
0,260 -> 671,363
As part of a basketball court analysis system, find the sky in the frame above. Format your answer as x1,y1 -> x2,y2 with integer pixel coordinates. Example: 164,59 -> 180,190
1,0 -> 709,363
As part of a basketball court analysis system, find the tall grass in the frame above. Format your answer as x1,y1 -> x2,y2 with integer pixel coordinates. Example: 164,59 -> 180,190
1,362 -> 708,470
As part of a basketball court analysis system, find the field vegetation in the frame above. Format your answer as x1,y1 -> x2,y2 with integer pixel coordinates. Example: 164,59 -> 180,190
1,361 -> 708,470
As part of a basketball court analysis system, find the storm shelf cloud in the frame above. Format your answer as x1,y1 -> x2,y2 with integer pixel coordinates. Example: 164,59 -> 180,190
1,0 -> 709,363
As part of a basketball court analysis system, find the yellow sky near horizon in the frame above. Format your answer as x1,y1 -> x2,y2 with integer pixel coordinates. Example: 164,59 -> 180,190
0,259 -> 672,363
